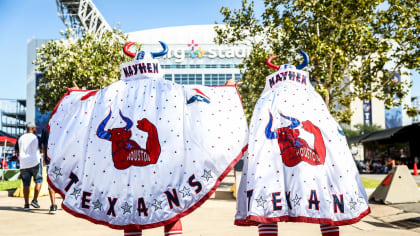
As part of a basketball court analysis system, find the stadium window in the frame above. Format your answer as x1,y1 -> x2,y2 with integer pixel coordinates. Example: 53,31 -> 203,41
196,74 -> 203,84
174,74 -> 181,84
188,74 -> 195,84
204,74 -> 211,86
164,74 -> 172,81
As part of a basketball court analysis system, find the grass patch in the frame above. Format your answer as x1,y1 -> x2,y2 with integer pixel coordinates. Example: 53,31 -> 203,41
0,180 -> 20,191
361,177 -> 382,189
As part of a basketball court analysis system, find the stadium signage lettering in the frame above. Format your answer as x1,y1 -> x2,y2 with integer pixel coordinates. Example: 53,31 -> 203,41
163,47 -> 251,63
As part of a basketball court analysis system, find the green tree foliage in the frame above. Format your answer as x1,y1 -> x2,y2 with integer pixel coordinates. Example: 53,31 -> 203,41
215,0 -> 419,123
34,28 -> 133,113
343,123 -> 383,138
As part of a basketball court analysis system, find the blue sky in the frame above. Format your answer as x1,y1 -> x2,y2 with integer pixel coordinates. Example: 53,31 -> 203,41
0,0 -> 418,100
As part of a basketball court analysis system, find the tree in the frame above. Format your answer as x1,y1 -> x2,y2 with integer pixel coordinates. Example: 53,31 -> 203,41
34,28 -> 133,113
215,0 -> 419,123
343,123 -> 383,138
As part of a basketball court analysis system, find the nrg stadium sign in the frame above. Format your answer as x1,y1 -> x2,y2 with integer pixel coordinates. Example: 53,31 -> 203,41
160,40 -> 251,63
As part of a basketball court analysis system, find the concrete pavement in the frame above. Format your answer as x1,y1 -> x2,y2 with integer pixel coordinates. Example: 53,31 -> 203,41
1,194 -> 420,236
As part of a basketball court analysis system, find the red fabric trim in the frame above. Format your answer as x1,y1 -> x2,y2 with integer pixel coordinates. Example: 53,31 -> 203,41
47,145 -> 248,231
234,219 -> 259,226
81,90 -> 99,100
234,84 -> 244,108
234,207 -> 371,227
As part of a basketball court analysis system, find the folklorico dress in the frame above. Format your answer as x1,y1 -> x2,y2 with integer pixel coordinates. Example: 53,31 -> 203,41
47,52 -> 248,230
235,64 -> 370,226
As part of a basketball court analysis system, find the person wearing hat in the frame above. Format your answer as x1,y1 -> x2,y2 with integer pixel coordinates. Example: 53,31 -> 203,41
15,122 -> 43,210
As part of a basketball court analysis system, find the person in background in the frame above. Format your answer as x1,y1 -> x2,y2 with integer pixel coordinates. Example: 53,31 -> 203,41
41,128 -> 58,214
15,122 -> 42,210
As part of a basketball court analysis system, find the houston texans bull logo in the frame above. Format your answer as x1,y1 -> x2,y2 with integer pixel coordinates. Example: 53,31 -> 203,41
265,111 -> 326,167
97,110 -> 161,170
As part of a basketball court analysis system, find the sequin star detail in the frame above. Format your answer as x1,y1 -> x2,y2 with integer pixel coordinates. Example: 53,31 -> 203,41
152,199 -> 163,210
292,194 -> 302,207
179,186 -> 192,197
121,202 -> 132,214
256,196 -> 267,209
53,167 -> 63,178
93,199 -> 103,211
358,196 -> 365,205
70,188 -> 81,200
201,169 -> 213,182
349,198 -> 357,210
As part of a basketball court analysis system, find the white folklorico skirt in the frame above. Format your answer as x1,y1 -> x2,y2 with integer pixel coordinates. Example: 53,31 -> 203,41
235,68 -> 370,226
47,76 -> 248,230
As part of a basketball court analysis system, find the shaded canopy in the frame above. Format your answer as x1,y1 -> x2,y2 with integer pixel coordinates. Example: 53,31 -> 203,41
0,131 -> 17,145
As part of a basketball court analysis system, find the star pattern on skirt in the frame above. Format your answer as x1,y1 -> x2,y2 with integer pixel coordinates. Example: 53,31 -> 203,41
357,196 -> 365,205
70,188 -> 81,200
121,202 -> 132,214
349,198 -> 357,210
256,195 -> 267,209
201,169 -> 213,182
93,199 -> 103,211
179,186 -> 192,197
53,166 -> 63,178
152,199 -> 163,210
292,194 -> 302,207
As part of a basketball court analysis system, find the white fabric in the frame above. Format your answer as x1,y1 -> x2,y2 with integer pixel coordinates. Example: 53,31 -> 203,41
235,67 -> 369,226
47,55 -> 248,230
18,133 -> 41,169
